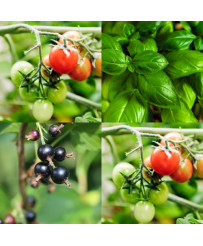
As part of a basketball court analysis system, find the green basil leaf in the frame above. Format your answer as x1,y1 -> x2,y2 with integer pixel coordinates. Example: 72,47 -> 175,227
188,72 -> 203,101
136,21 -> 164,36
163,30 -> 196,51
197,21 -> 203,36
102,33 -> 122,51
108,70 -> 138,101
188,21 -> 199,27
172,77 -> 196,109
164,50 -> 203,79
123,23 -> 136,38
133,51 -> 168,75
156,21 -> 174,48
130,32 -> 140,41
138,71 -> 180,109
126,56 -> 134,72
114,36 -> 129,46
103,21 -> 129,36
161,98 -> 198,122
180,21 -> 192,32
194,37 -> 203,50
104,89 -> 151,122
102,49 -> 128,75
127,38 -> 157,57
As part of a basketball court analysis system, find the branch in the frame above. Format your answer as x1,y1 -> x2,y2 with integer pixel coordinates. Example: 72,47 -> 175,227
17,123 -> 29,210
66,92 -> 101,111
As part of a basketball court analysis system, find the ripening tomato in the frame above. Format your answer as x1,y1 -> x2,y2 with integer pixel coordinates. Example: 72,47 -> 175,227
134,201 -> 155,224
59,31 -> 83,52
112,162 -> 136,189
32,99 -> 54,122
143,156 -> 163,181
121,189 -> 140,204
160,132 -> 185,153
41,54 -> 61,79
11,61 -> 34,87
92,56 -> 101,77
49,42 -> 78,74
147,182 -> 169,205
194,158 -> 203,178
45,81 -> 67,104
151,148 -> 180,176
68,56 -> 91,81
170,158 -> 193,183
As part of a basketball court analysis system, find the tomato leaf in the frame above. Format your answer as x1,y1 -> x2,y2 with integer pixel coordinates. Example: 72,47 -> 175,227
102,33 -> 123,51
132,51 -> 168,75
176,218 -> 191,224
102,49 -> 128,75
163,30 -> 196,51
164,50 -> 203,79
138,71 -> 180,109
123,23 -> 136,38
104,89 -> 151,122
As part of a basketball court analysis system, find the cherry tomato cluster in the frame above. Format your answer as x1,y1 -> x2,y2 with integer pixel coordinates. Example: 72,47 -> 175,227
111,132 -> 203,224
26,123 -> 74,188
10,30 -> 101,122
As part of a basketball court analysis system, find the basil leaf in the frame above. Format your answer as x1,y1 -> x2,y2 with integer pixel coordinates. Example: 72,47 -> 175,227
172,77 -> 196,109
102,33 -> 122,51
164,50 -> 203,79
156,21 -> 174,48
123,23 -> 136,38
194,37 -> 203,50
103,21 -> 128,36
180,21 -> 192,32
136,21 -> 164,36
108,70 -> 138,101
163,30 -> 196,51
188,72 -> 203,102
104,89 -> 151,122
197,21 -> 203,36
161,98 -> 198,122
133,51 -> 168,75
102,49 -> 128,75
114,36 -> 129,46
130,32 -> 140,41
188,21 -> 199,27
138,71 -> 180,109
128,38 -> 157,57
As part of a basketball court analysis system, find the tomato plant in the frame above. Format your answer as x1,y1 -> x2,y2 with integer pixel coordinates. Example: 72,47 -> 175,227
134,201 -> 155,224
170,158 -> 193,182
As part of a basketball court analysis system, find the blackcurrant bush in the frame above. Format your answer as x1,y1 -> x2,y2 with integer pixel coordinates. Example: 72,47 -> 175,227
27,196 -> 36,207
25,129 -> 40,141
48,124 -> 64,137
0,218 -> 3,224
54,147 -> 66,162
4,214 -> 15,224
25,211 -> 36,223
38,144 -> 54,162
51,166 -> 70,186
34,162 -> 52,181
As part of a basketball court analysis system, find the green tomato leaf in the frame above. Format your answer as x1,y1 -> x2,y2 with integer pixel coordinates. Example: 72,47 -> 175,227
156,21 -> 174,48
104,89 -> 151,122
108,70 -> 138,101
176,218 -> 191,224
138,71 -> 180,109
163,30 -> 196,51
172,77 -> 196,109
133,51 -> 168,75
188,218 -> 203,224
102,33 -> 123,51
123,23 -> 136,38
161,98 -> 198,122
136,21 -> 164,36
164,50 -> 203,79
102,49 -> 128,75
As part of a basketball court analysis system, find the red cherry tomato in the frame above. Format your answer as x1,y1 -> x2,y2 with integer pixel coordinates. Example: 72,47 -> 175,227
151,148 -> 180,176
170,158 -> 193,183
41,54 -> 61,79
160,132 -> 185,154
92,56 -> 101,77
49,42 -> 78,74
59,31 -> 83,52
68,56 -> 91,81
143,156 -> 152,179
194,158 -> 203,178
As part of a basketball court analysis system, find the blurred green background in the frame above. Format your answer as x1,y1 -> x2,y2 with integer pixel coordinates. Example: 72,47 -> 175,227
0,122 -> 101,224
102,122 -> 203,224
0,21 -> 101,122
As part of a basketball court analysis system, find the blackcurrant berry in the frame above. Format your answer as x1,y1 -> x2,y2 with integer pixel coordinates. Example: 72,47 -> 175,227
4,214 -> 15,224
34,162 -> 51,181
40,177 -> 50,185
51,166 -> 70,187
38,144 -> 54,162
25,129 -> 40,141
25,211 -> 36,223
0,218 -> 3,224
48,124 -> 64,137
54,147 -> 66,162
27,196 -> 36,207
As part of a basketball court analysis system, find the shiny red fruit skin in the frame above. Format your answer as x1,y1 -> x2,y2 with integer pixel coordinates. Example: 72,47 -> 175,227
160,132 -> 185,154
194,158 -> 203,178
4,215 -> 15,224
151,148 -> 180,176
68,57 -> 91,81
49,42 -> 78,74
170,158 -> 193,183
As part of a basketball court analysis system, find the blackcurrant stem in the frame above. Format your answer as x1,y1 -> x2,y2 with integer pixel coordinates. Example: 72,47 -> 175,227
64,179 -> 71,188
66,152 -> 75,160
25,135 -> 34,141
48,185 -> 56,193
47,156 -> 55,168
35,174 -> 42,182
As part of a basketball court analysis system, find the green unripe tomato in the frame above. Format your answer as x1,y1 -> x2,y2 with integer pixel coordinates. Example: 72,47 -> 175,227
121,189 -> 140,204
46,81 -> 67,104
147,182 -> 169,205
32,99 -> 54,122
11,61 -> 34,87
134,201 -> 155,224
102,100 -> 109,114
112,162 -> 136,189
19,87 -> 38,103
